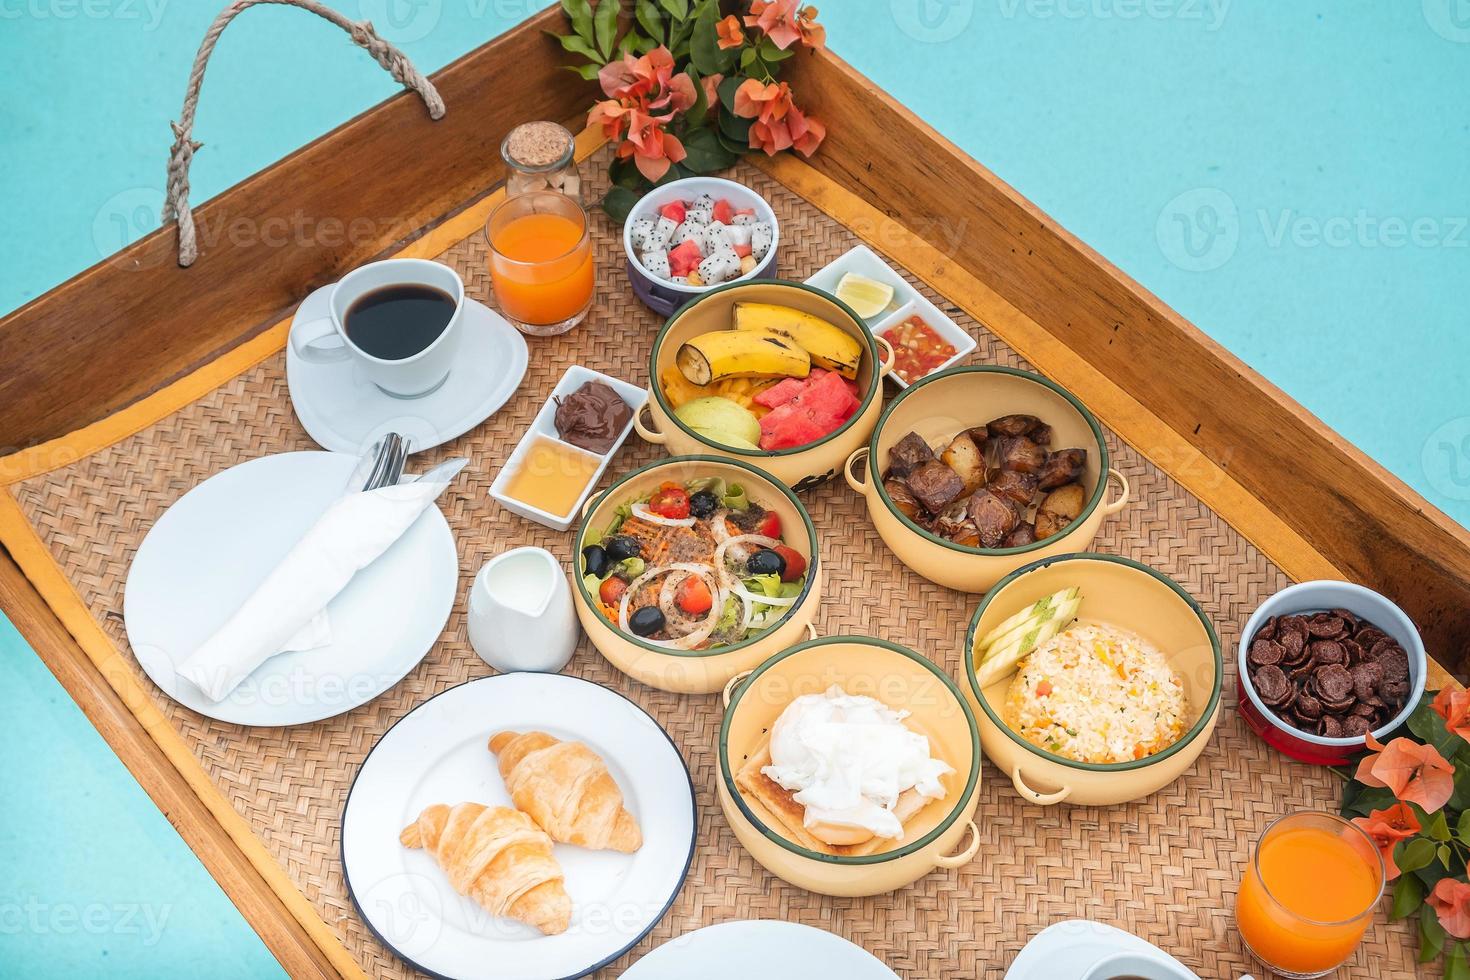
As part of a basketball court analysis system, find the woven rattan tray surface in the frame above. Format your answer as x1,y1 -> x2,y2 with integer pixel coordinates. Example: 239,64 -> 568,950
7,151 -> 1418,978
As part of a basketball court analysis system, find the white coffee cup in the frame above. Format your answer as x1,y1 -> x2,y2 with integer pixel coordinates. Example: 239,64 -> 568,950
290,258 -> 465,398
467,548 -> 579,674
1080,951 -> 1200,980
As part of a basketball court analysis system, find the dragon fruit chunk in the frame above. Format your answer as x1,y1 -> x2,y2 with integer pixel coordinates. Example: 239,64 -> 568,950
640,250 -> 672,280
629,216 -> 657,251
750,222 -> 774,259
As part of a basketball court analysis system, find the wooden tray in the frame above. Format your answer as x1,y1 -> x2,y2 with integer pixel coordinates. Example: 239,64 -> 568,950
0,10 -> 1461,979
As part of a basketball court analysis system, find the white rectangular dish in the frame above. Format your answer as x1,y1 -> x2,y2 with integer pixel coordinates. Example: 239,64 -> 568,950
804,244 -> 977,388
489,366 -> 645,532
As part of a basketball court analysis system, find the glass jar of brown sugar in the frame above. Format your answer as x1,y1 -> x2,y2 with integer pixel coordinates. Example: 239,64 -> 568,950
501,121 -> 581,202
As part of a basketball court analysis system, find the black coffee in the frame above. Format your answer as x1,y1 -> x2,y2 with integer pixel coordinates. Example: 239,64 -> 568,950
345,284 -> 456,360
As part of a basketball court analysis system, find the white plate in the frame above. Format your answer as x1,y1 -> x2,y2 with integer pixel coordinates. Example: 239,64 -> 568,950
624,921 -> 898,979
805,244 -> 977,387
1005,920 -> 1201,980
489,365 -> 646,532
343,673 -> 696,980
123,451 -> 457,726
287,287 -> 528,454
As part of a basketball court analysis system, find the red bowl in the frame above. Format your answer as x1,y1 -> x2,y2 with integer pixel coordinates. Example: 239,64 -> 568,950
1237,581 -> 1426,766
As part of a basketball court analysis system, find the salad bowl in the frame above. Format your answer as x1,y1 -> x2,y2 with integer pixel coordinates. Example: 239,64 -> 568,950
573,455 -> 822,694
634,280 -> 890,492
718,636 -> 981,896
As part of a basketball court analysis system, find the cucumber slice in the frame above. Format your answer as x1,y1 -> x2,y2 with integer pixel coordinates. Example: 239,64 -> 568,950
976,587 -> 1078,663
973,592 -> 1084,688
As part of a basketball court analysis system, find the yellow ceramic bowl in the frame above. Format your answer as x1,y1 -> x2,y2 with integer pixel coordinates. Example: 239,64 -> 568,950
963,553 -> 1222,806
573,455 -> 822,694
633,279 -> 891,493
844,365 -> 1129,593
719,637 -> 982,896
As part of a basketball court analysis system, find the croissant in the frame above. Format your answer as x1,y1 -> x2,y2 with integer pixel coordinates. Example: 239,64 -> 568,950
488,731 -> 643,853
399,803 -> 571,935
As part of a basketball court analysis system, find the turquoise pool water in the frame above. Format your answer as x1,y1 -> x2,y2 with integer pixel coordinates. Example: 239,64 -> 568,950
1,2 -> 1465,974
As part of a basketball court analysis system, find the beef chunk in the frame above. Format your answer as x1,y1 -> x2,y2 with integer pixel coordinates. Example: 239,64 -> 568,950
988,469 -> 1039,507
997,436 -> 1047,474
1036,448 -> 1087,490
906,460 -> 966,514
967,490 -> 1019,548
887,432 -> 935,479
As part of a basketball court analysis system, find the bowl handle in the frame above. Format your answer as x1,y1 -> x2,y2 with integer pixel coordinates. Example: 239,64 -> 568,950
874,335 -> 896,378
632,392 -> 667,445
581,487 -> 608,520
805,623 -> 818,640
1011,766 -> 1072,805
1101,468 -> 1130,517
721,669 -> 754,709
843,447 -> 872,496
934,820 -> 980,869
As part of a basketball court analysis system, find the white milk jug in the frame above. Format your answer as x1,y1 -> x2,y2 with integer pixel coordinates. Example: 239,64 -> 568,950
467,547 -> 577,672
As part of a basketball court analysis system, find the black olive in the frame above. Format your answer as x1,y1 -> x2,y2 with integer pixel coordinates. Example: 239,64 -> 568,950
628,606 -> 665,637
746,548 -> 786,577
688,489 -> 719,519
581,544 -> 609,578
604,535 -> 642,562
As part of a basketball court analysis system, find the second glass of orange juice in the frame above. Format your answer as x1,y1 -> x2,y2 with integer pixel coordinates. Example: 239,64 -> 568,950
1235,811 -> 1384,978
485,191 -> 594,336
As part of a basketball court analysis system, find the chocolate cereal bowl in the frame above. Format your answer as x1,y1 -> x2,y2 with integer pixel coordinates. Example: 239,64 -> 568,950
1238,581 -> 1426,766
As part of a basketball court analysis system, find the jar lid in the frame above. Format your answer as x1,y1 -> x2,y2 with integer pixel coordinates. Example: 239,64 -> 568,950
502,121 -> 575,173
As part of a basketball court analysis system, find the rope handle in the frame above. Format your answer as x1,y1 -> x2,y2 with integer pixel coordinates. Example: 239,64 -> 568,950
164,0 -> 446,267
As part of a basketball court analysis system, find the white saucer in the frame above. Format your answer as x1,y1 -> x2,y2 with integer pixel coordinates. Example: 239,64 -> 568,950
123,451 -> 457,726
343,673 -> 696,980
624,921 -> 898,979
1005,919 -> 1200,980
286,286 -> 528,454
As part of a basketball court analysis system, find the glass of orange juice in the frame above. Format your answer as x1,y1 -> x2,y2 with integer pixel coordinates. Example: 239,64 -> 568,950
485,191 -> 594,336
1235,811 -> 1384,978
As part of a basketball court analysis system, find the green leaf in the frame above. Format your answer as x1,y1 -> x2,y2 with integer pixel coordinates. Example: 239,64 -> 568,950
718,106 -> 753,142
1434,811 -> 1454,841
685,66 -> 709,124
1341,782 -> 1399,819
1425,906 -> 1449,962
561,0 -> 595,41
564,62 -> 603,80
1393,873 -> 1427,919
1410,690 -> 1462,757
1401,837 -> 1439,875
1453,942 -> 1470,980
600,186 -> 641,225
1442,844 -> 1455,868
607,156 -> 644,191
740,46 -> 756,68
593,0 -> 620,59
680,126 -> 739,173
551,30 -> 603,62
634,0 -> 663,42
689,0 -> 737,75
758,37 -> 794,62
658,0 -> 688,20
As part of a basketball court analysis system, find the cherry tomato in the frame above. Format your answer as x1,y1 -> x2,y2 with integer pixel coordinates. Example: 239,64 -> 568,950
756,511 -> 782,539
773,545 -> 806,583
648,482 -> 691,520
599,576 -> 628,607
675,576 -> 714,615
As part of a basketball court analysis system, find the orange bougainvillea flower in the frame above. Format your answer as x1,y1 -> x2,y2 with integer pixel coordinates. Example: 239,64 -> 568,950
597,47 -> 695,114
716,14 -> 745,49
1430,879 -> 1470,939
1355,733 -> 1455,813
1434,687 -> 1470,743
732,78 -> 792,121
699,72 -> 723,115
785,103 -> 825,156
745,0 -> 824,51
1351,803 -> 1421,880
617,116 -> 686,182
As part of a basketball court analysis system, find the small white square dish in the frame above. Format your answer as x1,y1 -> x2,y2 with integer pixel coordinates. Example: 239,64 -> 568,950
805,244 -> 976,388
489,366 -> 645,531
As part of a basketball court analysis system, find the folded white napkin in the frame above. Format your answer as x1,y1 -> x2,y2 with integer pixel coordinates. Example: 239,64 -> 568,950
176,477 -> 453,702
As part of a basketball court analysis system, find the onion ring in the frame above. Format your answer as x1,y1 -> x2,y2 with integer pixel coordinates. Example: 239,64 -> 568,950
630,503 -> 696,528
618,563 -> 724,650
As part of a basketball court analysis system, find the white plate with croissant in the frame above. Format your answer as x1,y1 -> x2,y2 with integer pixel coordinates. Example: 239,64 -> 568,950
342,672 -> 696,979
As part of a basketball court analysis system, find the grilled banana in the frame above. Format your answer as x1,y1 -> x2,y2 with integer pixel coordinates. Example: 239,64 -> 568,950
732,302 -> 864,379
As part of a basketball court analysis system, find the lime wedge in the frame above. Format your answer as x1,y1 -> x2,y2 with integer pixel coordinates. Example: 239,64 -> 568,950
835,273 -> 895,319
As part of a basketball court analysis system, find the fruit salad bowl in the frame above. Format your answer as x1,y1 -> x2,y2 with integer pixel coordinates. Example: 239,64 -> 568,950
572,455 -> 823,694
634,280 -> 890,492
623,176 -> 780,317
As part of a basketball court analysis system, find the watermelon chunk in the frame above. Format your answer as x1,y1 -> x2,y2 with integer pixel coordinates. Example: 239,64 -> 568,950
667,239 -> 704,277
754,377 -> 806,408
734,242 -> 753,258
659,201 -> 688,223
756,370 -> 861,450
712,199 -> 734,224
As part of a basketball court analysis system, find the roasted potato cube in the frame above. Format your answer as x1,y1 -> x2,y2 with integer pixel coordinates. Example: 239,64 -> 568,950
940,433 -> 986,495
1038,482 -> 1086,520
967,490 -> 1019,548
884,478 -> 924,522
1037,448 -> 1087,490
907,460 -> 966,514
887,431 -> 936,479
1002,522 -> 1037,548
